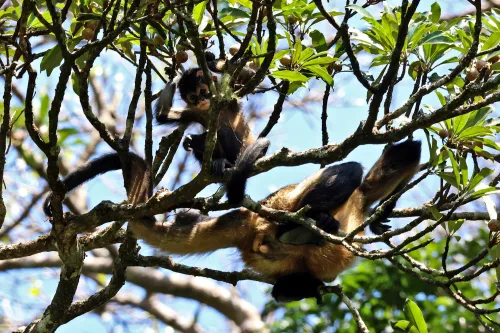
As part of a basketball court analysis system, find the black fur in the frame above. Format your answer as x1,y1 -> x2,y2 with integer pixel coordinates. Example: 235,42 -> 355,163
296,162 -> 363,212
178,68 -> 209,101
226,138 -> 270,204
379,140 -> 422,173
366,140 -> 422,235
275,162 -> 362,245
272,272 -> 325,304
43,152 -> 148,217
183,127 -> 246,177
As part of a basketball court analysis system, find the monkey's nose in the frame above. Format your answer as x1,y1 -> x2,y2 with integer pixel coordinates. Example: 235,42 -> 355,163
183,135 -> 193,151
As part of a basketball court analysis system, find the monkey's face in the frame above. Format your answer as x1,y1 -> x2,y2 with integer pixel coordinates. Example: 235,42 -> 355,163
185,83 -> 211,110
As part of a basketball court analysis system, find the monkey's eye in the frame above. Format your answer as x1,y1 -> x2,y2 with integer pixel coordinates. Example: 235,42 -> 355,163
187,94 -> 198,103
200,88 -> 207,96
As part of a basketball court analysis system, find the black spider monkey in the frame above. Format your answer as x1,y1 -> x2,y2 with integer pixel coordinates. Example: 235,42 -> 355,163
44,140 -> 421,303
155,60 -> 268,203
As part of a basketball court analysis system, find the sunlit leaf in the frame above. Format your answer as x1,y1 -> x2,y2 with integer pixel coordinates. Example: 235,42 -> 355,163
403,299 -> 428,333
270,70 -> 309,82
193,0 -> 208,25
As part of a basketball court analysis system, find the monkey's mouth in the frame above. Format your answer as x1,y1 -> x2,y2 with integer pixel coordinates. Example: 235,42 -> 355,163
198,100 -> 210,110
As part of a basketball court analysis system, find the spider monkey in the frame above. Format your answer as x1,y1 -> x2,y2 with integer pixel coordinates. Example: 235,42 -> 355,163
46,140 -> 421,303
155,66 -> 268,203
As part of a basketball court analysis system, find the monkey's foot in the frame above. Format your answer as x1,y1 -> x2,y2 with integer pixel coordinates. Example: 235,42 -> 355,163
370,219 -> 391,235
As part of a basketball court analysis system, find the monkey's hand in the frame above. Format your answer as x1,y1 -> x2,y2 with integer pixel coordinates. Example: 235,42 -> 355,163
370,219 -> 391,235
306,210 -> 340,235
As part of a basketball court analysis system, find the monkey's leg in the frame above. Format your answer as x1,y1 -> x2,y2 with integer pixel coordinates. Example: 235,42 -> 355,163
283,162 -> 364,236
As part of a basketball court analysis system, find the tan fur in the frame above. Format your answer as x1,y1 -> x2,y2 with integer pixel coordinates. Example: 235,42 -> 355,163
131,209 -> 258,255
129,143 -> 419,284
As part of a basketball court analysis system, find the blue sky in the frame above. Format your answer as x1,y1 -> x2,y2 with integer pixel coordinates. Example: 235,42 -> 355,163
1,0 -> 498,332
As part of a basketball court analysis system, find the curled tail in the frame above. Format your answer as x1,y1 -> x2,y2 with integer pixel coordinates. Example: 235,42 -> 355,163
43,152 -> 151,217
226,138 -> 270,204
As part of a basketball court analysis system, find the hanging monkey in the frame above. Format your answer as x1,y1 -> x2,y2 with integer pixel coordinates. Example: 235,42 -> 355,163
44,140 -> 421,303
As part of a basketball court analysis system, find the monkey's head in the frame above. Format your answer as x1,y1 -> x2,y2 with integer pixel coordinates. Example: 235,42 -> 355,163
178,68 -> 215,111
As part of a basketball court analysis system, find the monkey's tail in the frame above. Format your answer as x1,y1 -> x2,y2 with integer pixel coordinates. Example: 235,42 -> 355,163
43,152 -> 150,217
359,140 -> 422,207
130,209 -> 256,254
226,138 -> 270,204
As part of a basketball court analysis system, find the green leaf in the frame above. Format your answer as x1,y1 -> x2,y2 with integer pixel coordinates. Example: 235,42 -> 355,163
270,70 -> 309,82
469,168 -> 494,190
459,156 -> 468,188
71,72 -> 80,96
446,148 -> 461,190
464,106 -> 493,128
310,30 -> 327,52
297,48 -> 315,64
40,45 -> 63,76
430,2 -> 441,23
435,91 -> 446,106
193,0 -> 208,25
57,127 -> 79,145
285,31 -> 293,49
391,320 -> 419,333
76,13 -> 102,22
468,187 -> 500,201
39,94 -> 49,122
219,7 -> 250,18
273,49 -> 290,63
439,172 -> 459,189
291,38 -> 303,65
458,126 -> 494,139
448,219 -> 464,235
403,299 -> 428,333
481,32 -> 500,52
303,55 -> 338,66
425,204 -> 443,221
304,65 -> 333,86
420,31 -> 455,45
